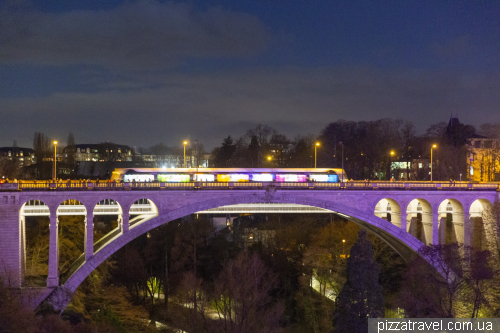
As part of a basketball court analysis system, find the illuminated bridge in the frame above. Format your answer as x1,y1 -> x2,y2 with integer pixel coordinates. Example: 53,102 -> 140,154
0,180 -> 498,311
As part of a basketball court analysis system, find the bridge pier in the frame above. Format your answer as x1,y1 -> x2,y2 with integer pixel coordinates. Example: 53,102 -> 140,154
121,213 -> 130,233
452,220 -> 465,245
438,217 -> 446,244
400,202 -> 408,232
20,216 -> 26,282
432,213 -> 439,245
452,210 -> 465,245
0,203 -> 22,287
422,221 -> 433,246
47,216 -> 59,287
85,216 -> 94,261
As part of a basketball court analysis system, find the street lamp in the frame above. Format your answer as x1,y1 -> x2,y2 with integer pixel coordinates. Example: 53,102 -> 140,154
53,141 -> 58,181
431,144 -> 437,182
339,142 -> 344,182
195,140 -> 199,172
314,142 -> 320,168
389,150 -> 395,180
183,141 -> 188,168
342,239 -> 346,257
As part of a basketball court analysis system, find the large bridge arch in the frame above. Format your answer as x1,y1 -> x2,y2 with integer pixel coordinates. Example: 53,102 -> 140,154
54,193 -> 428,310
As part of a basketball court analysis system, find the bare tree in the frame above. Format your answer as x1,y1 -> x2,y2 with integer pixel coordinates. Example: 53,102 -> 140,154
66,132 -> 75,165
212,251 -> 284,333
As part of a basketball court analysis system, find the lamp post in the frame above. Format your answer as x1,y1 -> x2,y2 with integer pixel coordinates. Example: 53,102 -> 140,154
183,141 -> 188,168
339,142 -> 344,182
53,141 -> 58,181
195,140 -> 199,172
342,239 -> 346,257
314,142 -> 320,168
431,144 -> 437,182
389,150 -> 395,180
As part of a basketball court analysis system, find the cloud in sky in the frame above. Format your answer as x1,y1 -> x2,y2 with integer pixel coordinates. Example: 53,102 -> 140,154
1,1 -> 499,150
2,67 -> 499,149
0,0 -> 269,69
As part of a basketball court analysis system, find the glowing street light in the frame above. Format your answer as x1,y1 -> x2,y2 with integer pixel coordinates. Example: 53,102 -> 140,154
339,142 -> 344,182
431,144 -> 437,182
267,156 -> 272,161
315,142 -> 320,168
389,150 -> 395,180
53,141 -> 58,181
342,239 -> 346,257
183,141 -> 188,168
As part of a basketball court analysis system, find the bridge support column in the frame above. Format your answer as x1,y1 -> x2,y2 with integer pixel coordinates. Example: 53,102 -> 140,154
85,215 -> 94,261
453,221 -> 465,245
406,216 -> 415,233
20,216 -> 26,281
439,217 -> 446,244
432,213 -> 439,245
47,216 -> 59,287
121,213 -> 130,233
422,221 -> 433,246
399,202 -> 408,232
451,210 -> 466,245
462,214 -> 472,248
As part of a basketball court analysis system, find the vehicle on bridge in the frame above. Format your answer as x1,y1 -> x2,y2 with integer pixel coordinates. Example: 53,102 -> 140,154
110,168 -> 348,183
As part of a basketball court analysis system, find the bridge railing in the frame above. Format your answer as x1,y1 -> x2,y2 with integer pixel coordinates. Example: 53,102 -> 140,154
2,180 -> 499,191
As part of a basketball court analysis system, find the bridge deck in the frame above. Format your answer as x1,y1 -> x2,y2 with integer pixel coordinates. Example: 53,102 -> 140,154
1,181 -> 499,191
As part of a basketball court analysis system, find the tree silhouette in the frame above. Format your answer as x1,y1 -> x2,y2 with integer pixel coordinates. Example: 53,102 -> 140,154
333,229 -> 384,333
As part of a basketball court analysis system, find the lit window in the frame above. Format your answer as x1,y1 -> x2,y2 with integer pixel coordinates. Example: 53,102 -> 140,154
419,163 -> 422,168
248,233 -> 254,240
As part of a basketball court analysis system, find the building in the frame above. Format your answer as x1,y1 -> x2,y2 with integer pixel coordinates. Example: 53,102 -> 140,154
243,228 -> 276,248
468,136 -> 500,182
63,143 -> 134,162
0,147 -> 36,167
142,153 -> 210,168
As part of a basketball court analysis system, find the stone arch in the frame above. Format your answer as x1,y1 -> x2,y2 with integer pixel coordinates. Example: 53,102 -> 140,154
406,198 -> 433,245
374,198 -> 402,227
469,199 -> 495,250
128,198 -> 159,228
57,199 -> 87,216
56,199 -> 88,279
438,199 -> 465,244
20,199 -> 50,217
19,200 -> 51,286
92,199 -> 124,253
47,193 -> 433,312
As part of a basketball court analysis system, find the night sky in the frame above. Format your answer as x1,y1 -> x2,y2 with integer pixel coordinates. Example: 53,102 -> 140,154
1,0 -> 499,149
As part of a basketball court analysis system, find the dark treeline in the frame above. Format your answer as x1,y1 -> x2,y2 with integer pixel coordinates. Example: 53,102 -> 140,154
3,119 -> 500,181
210,119 -> 500,181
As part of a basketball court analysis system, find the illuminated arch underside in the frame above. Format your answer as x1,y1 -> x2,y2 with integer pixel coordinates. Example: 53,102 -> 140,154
196,203 -> 333,214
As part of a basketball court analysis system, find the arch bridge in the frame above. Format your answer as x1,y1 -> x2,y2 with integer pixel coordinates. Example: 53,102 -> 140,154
0,181 -> 498,311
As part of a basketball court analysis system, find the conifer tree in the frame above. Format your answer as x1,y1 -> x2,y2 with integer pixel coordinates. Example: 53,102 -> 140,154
333,229 -> 384,333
